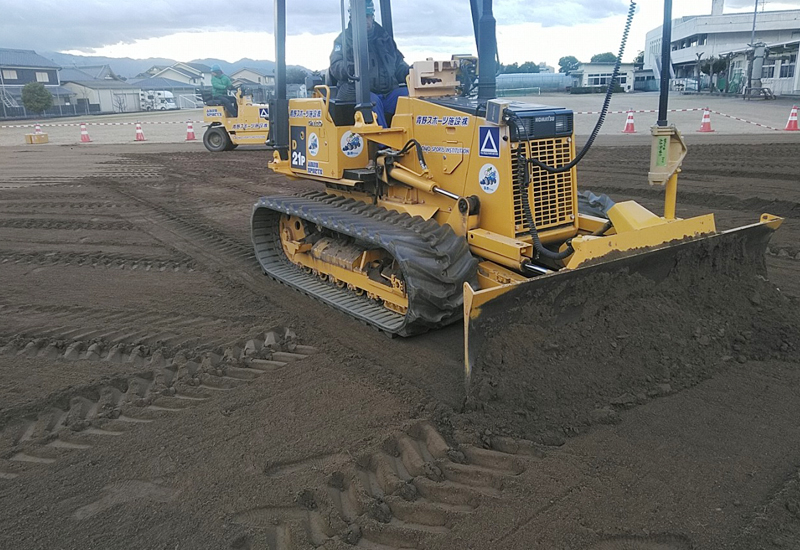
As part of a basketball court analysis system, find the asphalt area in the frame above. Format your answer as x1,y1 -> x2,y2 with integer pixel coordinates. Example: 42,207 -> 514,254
0,121 -> 799,549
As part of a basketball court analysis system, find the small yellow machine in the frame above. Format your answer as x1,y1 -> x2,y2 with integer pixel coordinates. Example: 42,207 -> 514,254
202,90 -> 270,152
252,0 -> 782,379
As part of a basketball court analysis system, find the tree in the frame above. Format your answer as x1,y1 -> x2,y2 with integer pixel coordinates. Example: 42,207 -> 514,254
558,56 -> 580,74
21,82 -> 53,115
499,61 -> 541,74
517,61 -> 540,73
700,56 -> 729,91
590,52 -> 617,63
285,67 -> 309,85
633,51 -> 644,66
112,94 -> 127,113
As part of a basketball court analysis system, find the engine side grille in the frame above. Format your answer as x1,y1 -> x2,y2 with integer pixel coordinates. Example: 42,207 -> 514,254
511,137 -> 575,237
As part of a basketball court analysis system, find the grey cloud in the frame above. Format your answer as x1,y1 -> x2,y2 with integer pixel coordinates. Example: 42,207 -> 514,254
1,0 -> 633,52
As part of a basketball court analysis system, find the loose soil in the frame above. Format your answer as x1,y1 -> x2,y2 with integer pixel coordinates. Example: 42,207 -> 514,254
0,138 -> 798,550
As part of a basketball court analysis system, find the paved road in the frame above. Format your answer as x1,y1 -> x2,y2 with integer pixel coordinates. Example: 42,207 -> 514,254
1,91 -> 798,147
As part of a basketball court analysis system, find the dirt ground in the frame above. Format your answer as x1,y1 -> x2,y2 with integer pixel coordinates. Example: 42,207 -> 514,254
0,134 -> 798,550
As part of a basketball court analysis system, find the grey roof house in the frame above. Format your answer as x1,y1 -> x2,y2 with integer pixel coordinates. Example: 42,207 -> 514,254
0,47 -> 76,118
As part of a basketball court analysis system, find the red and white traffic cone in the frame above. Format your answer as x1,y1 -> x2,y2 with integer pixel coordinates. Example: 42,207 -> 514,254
79,123 -> 92,143
185,121 -> 197,141
134,122 -> 146,141
622,110 -> 636,133
697,108 -> 714,133
34,124 -> 43,134
784,105 -> 799,131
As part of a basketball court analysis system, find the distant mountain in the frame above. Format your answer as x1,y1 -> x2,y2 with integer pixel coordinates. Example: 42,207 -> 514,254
40,51 -> 303,79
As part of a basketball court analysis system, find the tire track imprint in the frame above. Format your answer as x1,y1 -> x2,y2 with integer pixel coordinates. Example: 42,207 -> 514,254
0,327 -> 316,481
233,422 -> 546,549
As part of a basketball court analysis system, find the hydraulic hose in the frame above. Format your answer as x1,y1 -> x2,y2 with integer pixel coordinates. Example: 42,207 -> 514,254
518,155 -> 574,261
520,0 -> 637,174
512,0 -> 636,262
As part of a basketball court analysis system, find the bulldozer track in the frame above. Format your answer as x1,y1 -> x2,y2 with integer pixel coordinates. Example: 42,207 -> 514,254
252,192 -> 477,337
233,421 -> 535,549
0,328 -> 315,481
0,250 -> 198,272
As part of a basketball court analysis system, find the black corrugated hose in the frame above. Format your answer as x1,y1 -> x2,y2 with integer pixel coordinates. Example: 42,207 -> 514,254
513,0 -> 636,262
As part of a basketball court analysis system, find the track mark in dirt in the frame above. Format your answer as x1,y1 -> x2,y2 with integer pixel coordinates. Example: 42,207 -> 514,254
0,219 -> 138,231
0,201 -> 140,213
586,535 -> 693,549
111,184 -> 255,266
234,421 -> 535,549
767,247 -> 800,261
264,453 -> 349,478
0,304 -> 248,349
73,480 -> 179,520
0,250 -> 197,272
0,328 -> 316,480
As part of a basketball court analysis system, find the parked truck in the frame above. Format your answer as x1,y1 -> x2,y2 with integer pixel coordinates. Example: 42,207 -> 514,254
139,90 -> 179,111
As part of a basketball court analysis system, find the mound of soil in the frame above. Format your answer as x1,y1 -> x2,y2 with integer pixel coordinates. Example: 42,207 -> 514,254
457,232 -> 800,446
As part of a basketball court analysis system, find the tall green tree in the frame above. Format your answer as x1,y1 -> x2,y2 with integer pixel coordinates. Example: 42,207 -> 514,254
21,82 -> 53,115
285,67 -> 309,85
517,62 -> 541,73
558,56 -> 579,74
590,52 -> 617,63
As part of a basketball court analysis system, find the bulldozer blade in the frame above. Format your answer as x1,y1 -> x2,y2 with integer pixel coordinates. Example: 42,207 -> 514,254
464,214 -> 783,392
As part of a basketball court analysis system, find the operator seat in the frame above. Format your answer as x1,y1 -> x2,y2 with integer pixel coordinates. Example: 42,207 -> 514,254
324,69 -> 356,127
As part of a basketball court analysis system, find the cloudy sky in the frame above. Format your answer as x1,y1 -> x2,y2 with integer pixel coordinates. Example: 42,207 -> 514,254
2,0 -> 799,69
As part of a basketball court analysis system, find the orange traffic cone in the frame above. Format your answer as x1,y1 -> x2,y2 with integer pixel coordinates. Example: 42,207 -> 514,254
697,108 -> 714,133
80,123 -> 92,143
622,110 -> 636,133
185,121 -> 197,141
34,124 -> 42,134
134,122 -> 146,141
784,105 -> 798,131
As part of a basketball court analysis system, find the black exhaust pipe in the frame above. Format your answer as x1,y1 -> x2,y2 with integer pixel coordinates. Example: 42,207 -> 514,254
477,0 -> 497,101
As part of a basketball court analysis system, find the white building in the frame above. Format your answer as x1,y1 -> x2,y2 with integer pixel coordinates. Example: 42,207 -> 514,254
570,62 -> 636,92
644,0 -> 800,95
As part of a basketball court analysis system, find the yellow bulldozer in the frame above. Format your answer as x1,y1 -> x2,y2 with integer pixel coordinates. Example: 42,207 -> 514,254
252,0 -> 782,383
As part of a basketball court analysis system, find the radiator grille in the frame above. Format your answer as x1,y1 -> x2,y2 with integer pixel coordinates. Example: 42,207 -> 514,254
511,137 -> 575,237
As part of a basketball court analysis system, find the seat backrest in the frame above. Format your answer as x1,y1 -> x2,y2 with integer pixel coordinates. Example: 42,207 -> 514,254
199,88 -> 214,104
329,98 -> 356,126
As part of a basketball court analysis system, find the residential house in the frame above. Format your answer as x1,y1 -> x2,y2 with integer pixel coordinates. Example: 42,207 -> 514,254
230,67 -> 275,103
0,47 -> 76,118
231,67 -> 275,87
152,62 -> 212,87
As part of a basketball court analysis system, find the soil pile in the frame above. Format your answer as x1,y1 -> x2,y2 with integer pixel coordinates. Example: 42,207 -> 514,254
459,233 -> 800,446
